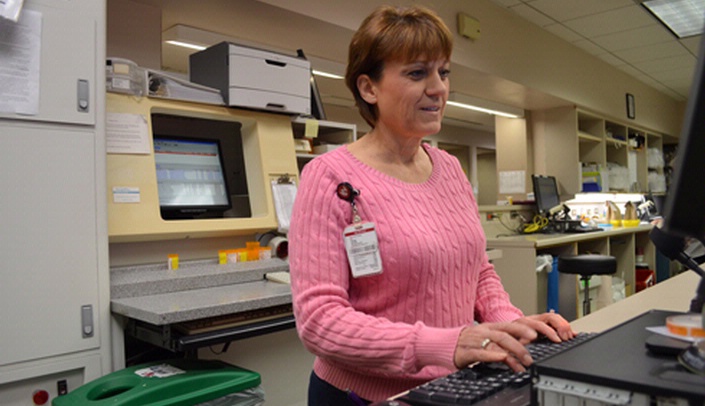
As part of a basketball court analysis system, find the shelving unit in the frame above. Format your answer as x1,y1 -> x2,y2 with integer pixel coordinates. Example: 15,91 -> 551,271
535,107 -> 667,196
291,117 -> 357,172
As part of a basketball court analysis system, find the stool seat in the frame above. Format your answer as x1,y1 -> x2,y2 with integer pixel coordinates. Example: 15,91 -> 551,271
557,254 -> 617,316
558,254 -> 617,276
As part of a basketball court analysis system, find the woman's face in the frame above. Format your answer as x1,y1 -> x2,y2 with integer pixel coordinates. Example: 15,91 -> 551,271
364,57 -> 450,139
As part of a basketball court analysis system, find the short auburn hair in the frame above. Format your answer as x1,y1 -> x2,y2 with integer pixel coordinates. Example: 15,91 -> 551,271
345,5 -> 453,127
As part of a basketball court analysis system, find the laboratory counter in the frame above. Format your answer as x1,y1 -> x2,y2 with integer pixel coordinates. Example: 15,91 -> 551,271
570,270 -> 700,333
110,258 -> 294,353
486,224 -> 656,319
487,223 -> 653,249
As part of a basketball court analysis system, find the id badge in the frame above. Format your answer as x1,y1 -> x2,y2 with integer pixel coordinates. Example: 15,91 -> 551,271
344,222 -> 383,278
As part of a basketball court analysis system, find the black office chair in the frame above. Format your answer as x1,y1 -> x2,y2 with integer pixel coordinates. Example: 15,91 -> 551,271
557,254 -> 617,316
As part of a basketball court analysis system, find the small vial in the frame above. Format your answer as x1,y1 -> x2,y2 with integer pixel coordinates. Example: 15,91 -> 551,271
246,242 -> 261,262
227,250 -> 239,264
168,254 -> 179,270
259,246 -> 272,260
237,249 -> 248,262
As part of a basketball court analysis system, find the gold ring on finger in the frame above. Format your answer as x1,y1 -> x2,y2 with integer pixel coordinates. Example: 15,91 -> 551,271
481,338 -> 492,349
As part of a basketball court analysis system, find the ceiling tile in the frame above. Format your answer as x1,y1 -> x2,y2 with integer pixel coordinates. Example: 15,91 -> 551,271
527,0 -> 633,22
543,23 -> 583,42
508,4 -> 555,27
491,0 -> 524,7
597,52 -> 627,66
633,73 -> 661,86
616,64 -> 645,77
488,0 -> 695,101
590,25 -> 675,52
563,5 -> 654,38
679,35 -> 704,54
572,39 -> 608,55
659,82 -> 693,99
616,41 -> 691,64
638,55 -> 695,74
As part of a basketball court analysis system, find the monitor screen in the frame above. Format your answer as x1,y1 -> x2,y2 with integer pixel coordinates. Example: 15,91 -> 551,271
154,137 -> 231,219
653,31 -> 705,314
661,32 -> 705,245
532,174 -> 561,215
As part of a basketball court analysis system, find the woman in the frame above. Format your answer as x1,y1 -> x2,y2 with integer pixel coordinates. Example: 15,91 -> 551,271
288,5 -> 574,404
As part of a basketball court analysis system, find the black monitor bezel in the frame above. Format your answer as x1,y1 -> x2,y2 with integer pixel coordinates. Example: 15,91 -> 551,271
661,33 -> 705,244
532,174 -> 561,215
153,135 -> 233,220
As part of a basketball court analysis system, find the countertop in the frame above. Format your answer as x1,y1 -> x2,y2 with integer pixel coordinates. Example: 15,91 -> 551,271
487,223 -> 653,249
110,258 -> 291,325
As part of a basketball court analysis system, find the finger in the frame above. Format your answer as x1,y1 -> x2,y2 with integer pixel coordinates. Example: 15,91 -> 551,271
487,321 -> 538,343
516,314 -> 574,342
473,348 -> 509,365
481,342 -> 528,373
488,331 -> 533,366
541,313 -> 576,341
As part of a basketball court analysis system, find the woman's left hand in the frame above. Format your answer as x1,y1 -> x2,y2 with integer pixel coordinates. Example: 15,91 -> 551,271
511,312 -> 576,344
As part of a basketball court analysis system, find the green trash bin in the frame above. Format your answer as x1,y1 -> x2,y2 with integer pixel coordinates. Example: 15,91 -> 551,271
52,359 -> 261,406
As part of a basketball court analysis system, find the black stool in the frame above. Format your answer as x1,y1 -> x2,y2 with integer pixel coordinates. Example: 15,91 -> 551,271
557,254 -> 617,316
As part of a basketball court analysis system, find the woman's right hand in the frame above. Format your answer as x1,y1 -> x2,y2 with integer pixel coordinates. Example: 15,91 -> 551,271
453,321 -> 538,372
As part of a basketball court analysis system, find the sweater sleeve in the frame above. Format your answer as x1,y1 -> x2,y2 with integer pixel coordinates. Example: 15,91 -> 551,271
461,181 -> 525,323
289,158 -> 463,376
473,259 -> 525,323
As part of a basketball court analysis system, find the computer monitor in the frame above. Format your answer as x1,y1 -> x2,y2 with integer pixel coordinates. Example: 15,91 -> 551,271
532,174 -> 561,215
654,31 -> 705,313
661,35 -> 705,245
154,136 -> 232,219
297,49 -> 327,120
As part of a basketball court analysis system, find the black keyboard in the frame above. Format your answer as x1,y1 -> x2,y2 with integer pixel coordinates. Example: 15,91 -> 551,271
565,226 -> 603,233
398,332 -> 596,406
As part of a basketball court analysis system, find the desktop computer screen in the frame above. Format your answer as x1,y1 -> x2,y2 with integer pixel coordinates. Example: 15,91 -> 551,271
661,35 -> 705,246
657,31 -> 705,314
531,174 -> 561,215
154,136 -> 231,219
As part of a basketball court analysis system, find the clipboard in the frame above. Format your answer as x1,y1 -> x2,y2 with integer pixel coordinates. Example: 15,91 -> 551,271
271,174 -> 297,234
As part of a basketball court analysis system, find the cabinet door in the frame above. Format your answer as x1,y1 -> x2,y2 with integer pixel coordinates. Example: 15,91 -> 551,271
0,123 -> 101,366
0,1 -> 98,126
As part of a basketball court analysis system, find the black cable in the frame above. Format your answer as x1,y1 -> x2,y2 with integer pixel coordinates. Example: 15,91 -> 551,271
649,226 -> 705,313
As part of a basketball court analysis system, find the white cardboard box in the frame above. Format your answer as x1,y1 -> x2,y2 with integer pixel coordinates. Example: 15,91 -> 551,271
190,42 -> 311,115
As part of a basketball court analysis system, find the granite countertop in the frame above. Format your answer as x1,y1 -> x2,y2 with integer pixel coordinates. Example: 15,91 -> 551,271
110,258 -> 292,325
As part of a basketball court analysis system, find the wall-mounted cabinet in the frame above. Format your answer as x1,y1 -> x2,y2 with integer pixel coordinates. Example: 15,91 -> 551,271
534,107 -> 666,197
106,93 -> 300,242
291,117 -> 356,172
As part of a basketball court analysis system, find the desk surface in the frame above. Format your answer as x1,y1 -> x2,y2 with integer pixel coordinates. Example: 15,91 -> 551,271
571,271 -> 700,332
487,224 -> 652,249
110,258 -> 291,325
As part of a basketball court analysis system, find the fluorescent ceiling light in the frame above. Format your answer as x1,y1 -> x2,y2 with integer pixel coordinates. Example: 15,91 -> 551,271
642,0 -> 705,38
164,40 -> 207,51
312,70 -> 344,80
447,92 -> 524,118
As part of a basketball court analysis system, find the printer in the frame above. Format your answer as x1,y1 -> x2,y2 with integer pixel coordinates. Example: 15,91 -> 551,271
190,42 -> 311,115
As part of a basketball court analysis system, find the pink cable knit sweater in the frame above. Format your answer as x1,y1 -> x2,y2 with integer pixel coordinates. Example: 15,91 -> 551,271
289,144 -> 523,402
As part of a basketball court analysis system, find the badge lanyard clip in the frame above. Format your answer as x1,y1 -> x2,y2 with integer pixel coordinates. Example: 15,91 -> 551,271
336,182 -> 383,277
336,182 -> 361,224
